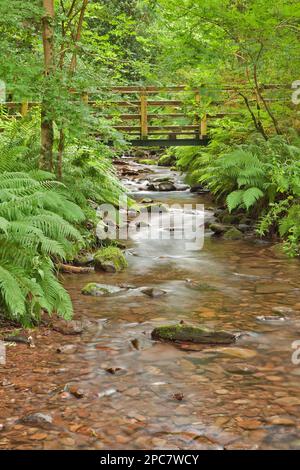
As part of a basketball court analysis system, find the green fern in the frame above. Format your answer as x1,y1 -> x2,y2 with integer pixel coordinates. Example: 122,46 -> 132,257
0,171 -> 84,324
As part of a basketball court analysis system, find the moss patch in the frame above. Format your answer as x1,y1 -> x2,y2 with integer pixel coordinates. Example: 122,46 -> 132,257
81,283 -> 124,296
151,324 -> 236,344
223,227 -> 243,240
138,159 -> 157,165
158,153 -> 176,167
94,247 -> 128,273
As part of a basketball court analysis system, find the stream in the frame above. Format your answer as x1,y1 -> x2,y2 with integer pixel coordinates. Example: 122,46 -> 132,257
1,157 -> 300,450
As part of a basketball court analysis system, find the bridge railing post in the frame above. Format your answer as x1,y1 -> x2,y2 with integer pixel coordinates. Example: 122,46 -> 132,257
194,91 -> 201,139
201,114 -> 207,140
82,92 -> 89,105
21,101 -> 29,117
140,91 -> 148,139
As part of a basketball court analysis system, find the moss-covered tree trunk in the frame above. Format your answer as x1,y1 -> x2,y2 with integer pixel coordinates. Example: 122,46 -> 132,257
41,0 -> 55,171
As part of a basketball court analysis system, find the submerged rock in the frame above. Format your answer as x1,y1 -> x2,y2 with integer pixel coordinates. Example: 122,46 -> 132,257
209,223 -> 228,235
20,413 -> 53,428
81,283 -> 125,297
56,344 -> 77,354
272,306 -> 295,315
151,324 -> 236,344
255,283 -> 292,294
142,203 -> 169,214
94,247 -> 128,273
68,385 -> 86,399
223,227 -> 243,240
52,320 -> 85,335
185,279 -> 217,291
140,287 -> 167,298
158,182 -> 176,191
256,315 -> 287,323
141,198 -> 154,204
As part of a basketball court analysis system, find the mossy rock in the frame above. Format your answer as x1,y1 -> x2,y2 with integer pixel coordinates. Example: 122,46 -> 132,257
157,153 -> 176,167
223,227 -> 243,240
151,324 -> 236,344
209,223 -> 228,235
133,149 -> 146,158
73,253 -> 94,267
81,283 -> 124,296
138,159 -> 157,165
94,247 -> 128,273
214,209 -> 227,220
222,214 -> 241,225
140,198 -> 154,204
142,203 -> 169,214
269,243 -> 290,259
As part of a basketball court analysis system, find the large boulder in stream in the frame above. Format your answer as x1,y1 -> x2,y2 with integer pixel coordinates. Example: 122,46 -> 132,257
151,324 -> 236,345
158,182 -> 176,191
94,247 -> 128,273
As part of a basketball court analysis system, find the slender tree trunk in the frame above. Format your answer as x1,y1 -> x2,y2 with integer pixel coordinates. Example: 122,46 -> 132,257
69,0 -> 89,74
41,0 -> 55,171
56,0 -> 89,180
253,64 -> 281,135
239,92 -> 268,140
57,128 -> 64,180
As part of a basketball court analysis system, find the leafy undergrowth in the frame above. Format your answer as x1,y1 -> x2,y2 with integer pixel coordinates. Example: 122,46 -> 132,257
174,128 -> 300,257
0,114 -> 126,326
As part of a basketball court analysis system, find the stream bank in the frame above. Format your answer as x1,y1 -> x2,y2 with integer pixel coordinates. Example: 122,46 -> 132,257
0,156 -> 300,450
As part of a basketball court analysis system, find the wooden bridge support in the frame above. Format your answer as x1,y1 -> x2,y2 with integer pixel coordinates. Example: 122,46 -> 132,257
21,101 -> 29,117
140,92 -> 148,139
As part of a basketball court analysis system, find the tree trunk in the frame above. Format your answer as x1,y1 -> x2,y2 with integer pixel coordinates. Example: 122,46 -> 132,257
69,0 -> 89,74
56,0 -> 89,179
41,0 -> 55,171
57,128 -> 64,180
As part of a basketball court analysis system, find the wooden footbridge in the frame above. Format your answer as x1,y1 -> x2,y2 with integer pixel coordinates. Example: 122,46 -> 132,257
1,84 -> 291,147
92,86 -> 211,147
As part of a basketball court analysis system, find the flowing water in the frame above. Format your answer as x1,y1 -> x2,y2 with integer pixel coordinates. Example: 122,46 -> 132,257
1,158 -> 300,450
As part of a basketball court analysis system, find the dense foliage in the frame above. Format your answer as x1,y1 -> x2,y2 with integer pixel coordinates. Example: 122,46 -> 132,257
150,0 -> 300,255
